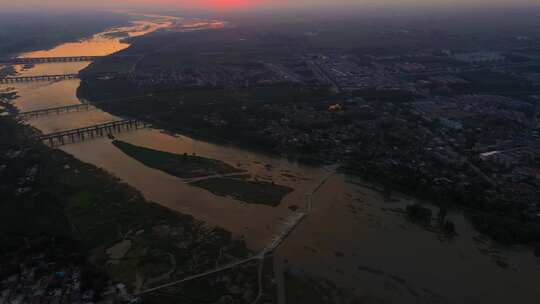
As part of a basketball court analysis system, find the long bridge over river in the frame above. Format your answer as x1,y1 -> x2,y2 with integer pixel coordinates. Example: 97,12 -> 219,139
17,95 -> 153,120
38,119 -> 150,147
18,103 -> 98,119
0,56 -> 103,65
0,74 -> 79,84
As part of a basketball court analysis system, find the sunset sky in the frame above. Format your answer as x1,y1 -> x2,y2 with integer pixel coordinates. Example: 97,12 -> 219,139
2,0 -> 539,12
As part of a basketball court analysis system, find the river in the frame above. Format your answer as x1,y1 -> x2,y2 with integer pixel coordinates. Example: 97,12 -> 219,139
4,13 -> 540,304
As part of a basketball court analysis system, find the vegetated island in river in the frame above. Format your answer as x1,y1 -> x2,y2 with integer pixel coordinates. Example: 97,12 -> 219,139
112,140 -> 294,206
112,139 -> 242,178
191,177 -> 294,207
0,101 -> 251,301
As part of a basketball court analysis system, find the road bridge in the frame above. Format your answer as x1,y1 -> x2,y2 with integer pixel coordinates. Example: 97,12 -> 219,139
38,119 -> 150,147
0,74 -> 79,84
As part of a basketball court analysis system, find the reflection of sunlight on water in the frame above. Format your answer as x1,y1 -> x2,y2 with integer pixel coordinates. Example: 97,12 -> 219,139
9,15 -> 315,252
7,13 -> 540,304
14,62 -> 90,77
13,80 -> 81,112
29,110 -> 120,134
19,38 -> 130,58
97,19 -> 175,39
18,16 -> 176,58
172,19 -> 229,32
60,128 -> 324,250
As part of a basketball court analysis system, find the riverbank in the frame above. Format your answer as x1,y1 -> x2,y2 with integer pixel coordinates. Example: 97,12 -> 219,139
76,79 -> 334,165
73,20 -> 540,254
342,164 -> 540,250
78,73 -> 540,250
0,99 -> 253,302
7,13 -> 540,303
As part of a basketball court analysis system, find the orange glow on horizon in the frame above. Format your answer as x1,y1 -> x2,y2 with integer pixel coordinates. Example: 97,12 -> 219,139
145,0 -> 271,10
204,0 -> 253,9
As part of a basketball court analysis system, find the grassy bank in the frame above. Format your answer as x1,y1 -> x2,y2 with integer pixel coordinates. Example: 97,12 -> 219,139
112,140 -> 242,178
191,177 -> 294,207
0,112 -> 249,297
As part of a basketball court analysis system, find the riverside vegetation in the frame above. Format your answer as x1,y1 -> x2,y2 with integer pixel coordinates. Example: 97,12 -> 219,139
0,95 -> 253,302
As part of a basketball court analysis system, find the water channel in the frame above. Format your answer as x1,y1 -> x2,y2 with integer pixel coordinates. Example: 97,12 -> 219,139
4,13 -> 540,304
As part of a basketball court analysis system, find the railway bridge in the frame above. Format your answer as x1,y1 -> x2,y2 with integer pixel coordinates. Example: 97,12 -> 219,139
0,56 -> 103,65
0,74 -> 79,84
18,103 -> 97,119
17,95 -> 151,120
38,119 -> 150,147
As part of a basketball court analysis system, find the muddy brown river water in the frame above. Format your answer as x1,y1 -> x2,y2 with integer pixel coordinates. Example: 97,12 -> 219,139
5,14 -> 540,304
